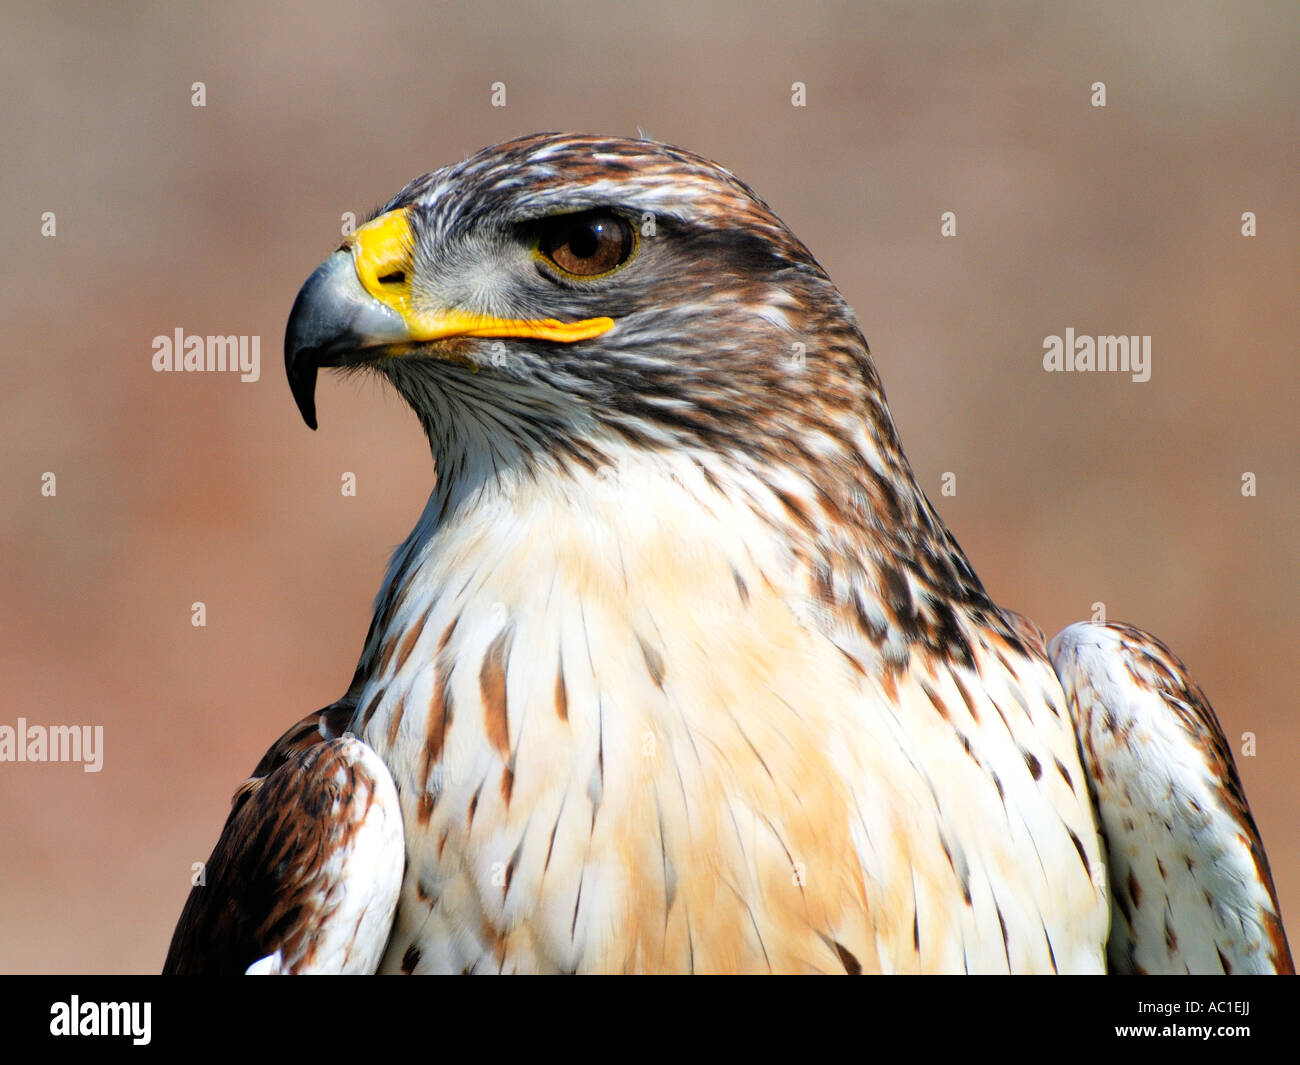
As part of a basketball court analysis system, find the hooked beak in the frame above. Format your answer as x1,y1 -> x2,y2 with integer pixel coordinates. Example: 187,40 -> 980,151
284,208 -> 614,430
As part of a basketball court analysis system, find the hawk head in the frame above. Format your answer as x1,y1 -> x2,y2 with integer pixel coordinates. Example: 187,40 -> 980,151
285,133 -> 901,483
285,133 -> 991,647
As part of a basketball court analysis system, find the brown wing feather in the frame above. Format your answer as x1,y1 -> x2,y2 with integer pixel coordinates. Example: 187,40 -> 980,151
164,704 -> 404,974
1049,621 -> 1292,974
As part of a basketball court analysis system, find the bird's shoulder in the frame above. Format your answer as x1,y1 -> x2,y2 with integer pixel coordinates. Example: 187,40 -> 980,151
1048,620 -> 1293,974
163,703 -> 404,974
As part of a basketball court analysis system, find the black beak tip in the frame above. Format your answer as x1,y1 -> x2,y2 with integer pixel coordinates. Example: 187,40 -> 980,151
285,278 -> 323,431
285,336 -> 320,431
291,365 -> 319,430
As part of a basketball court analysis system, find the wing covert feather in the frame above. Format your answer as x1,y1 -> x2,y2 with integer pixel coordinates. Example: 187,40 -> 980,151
1049,621 -> 1292,974
164,707 -> 404,974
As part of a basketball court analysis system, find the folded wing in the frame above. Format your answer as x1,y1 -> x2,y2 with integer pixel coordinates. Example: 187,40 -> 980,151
1048,621 -> 1292,974
164,706 -> 404,974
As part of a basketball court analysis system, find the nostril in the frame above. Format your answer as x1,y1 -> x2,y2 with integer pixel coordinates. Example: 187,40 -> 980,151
378,270 -> 406,285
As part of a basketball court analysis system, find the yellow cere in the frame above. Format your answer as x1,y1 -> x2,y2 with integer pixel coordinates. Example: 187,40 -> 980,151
349,209 -> 615,345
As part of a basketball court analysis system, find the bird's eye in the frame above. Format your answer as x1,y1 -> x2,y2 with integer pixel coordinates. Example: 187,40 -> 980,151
537,211 -> 635,277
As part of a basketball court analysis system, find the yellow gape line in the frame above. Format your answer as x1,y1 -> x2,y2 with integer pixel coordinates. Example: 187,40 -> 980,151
350,209 -> 615,344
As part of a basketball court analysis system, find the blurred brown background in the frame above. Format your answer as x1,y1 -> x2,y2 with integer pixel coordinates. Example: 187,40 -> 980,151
1,1 -> 1295,972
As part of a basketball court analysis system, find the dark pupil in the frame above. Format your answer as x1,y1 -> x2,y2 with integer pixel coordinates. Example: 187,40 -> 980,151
541,212 -> 629,276
568,222 -> 601,260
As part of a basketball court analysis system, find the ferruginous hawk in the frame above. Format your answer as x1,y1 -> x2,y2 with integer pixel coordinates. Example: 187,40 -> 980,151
164,133 -> 1291,975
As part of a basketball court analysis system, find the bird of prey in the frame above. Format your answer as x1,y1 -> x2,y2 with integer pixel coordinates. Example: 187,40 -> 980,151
164,133 -> 1291,974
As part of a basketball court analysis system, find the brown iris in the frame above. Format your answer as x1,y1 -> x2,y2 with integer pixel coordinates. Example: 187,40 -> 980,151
538,211 -> 634,277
